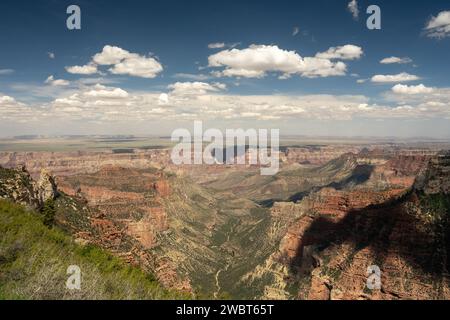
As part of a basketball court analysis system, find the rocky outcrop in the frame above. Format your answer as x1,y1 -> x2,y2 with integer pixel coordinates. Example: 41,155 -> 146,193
0,166 -> 58,209
52,166 -> 195,293
0,150 -> 172,178
275,153 -> 450,300
416,151 -> 450,194
284,146 -> 365,165
240,153 -> 449,300
36,169 -> 58,203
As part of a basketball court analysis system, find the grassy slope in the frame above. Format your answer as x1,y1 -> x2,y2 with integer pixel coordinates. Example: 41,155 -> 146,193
0,199 -> 190,300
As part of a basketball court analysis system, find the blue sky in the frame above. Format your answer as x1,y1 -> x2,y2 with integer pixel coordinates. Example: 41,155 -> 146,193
0,0 -> 450,137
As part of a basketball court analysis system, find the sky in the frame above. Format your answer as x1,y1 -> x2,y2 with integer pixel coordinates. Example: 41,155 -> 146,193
0,0 -> 450,138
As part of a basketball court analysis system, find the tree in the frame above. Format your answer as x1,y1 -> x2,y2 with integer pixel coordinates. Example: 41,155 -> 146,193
42,199 -> 56,227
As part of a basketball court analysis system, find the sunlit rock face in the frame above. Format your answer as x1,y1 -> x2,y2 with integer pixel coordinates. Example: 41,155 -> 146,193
0,166 -> 58,208
254,153 -> 450,300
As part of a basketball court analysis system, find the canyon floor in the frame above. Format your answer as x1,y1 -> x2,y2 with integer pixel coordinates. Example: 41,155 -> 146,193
1,136 -> 450,299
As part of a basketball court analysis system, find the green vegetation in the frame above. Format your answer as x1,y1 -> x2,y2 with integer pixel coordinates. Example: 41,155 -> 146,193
41,198 -> 56,227
418,192 -> 450,276
419,193 -> 450,222
321,266 -> 342,282
363,285 -> 373,295
0,167 -> 16,180
0,199 -> 190,300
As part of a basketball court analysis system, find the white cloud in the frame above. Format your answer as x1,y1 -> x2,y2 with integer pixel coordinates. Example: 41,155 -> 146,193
109,54 -> 163,78
292,27 -> 300,36
392,84 -> 434,94
315,45 -> 363,60
347,0 -> 359,20
0,95 -> 36,121
93,46 -> 132,65
75,77 -> 118,86
383,86 -> 450,121
299,58 -> 347,78
380,56 -> 412,64
357,79 -> 367,84
424,11 -> 450,38
3,82 -> 450,127
173,73 -> 211,81
168,81 -> 226,96
48,52 -> 55,59
67,45 -> 163,79
208,43 -> 226,49
45,75 -> 70,86
208,44 -> 355,79
371,72 -> 420,83
208,42 -> 241,50
83,84 -> 129,98
0,95 -> 16,104
66,64 -> 98,75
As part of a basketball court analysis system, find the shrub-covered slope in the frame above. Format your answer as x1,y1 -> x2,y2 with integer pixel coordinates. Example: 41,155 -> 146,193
0,199 -> 189,300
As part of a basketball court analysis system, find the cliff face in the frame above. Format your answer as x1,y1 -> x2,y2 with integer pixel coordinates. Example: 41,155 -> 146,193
0,146 -> 421,179
53,166 -> 194,292
248,153 -> 449,300
53,165 -> 285,298
0,150 -> 171,178
0,164 -> 192,293
1,147 -> 449,300
299,192 -> 449,300
284,146 -> 365,165
0,166 -> 57,209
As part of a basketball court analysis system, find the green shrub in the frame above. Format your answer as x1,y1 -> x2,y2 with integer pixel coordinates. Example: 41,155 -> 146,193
41,198 -> 56,227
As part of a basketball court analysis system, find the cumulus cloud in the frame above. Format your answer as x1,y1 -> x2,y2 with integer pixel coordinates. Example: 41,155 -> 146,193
83,84 -> 129,98
384,86 -> 450,119
371,72 -> 420,83
315,45 -> 363,60
0,95 -> 36,121
380,56 -> 412,64
109,54 -> 163,78
2,81 -> 450,126
0,95 -> 17,104
208,44 -> 359,79
424,11 -> 450,38
48,85 -> 140,121
347,0 -> 359,20
66,45 -> 163,79
66,64 -> 98,75
45,75 -> 70,86
168,81 -> 226,96
392,84 -> 434,94
93,46 -> 132,65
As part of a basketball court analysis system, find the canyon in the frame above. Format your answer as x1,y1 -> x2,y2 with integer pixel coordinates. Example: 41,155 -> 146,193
1,141 -> 449,299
